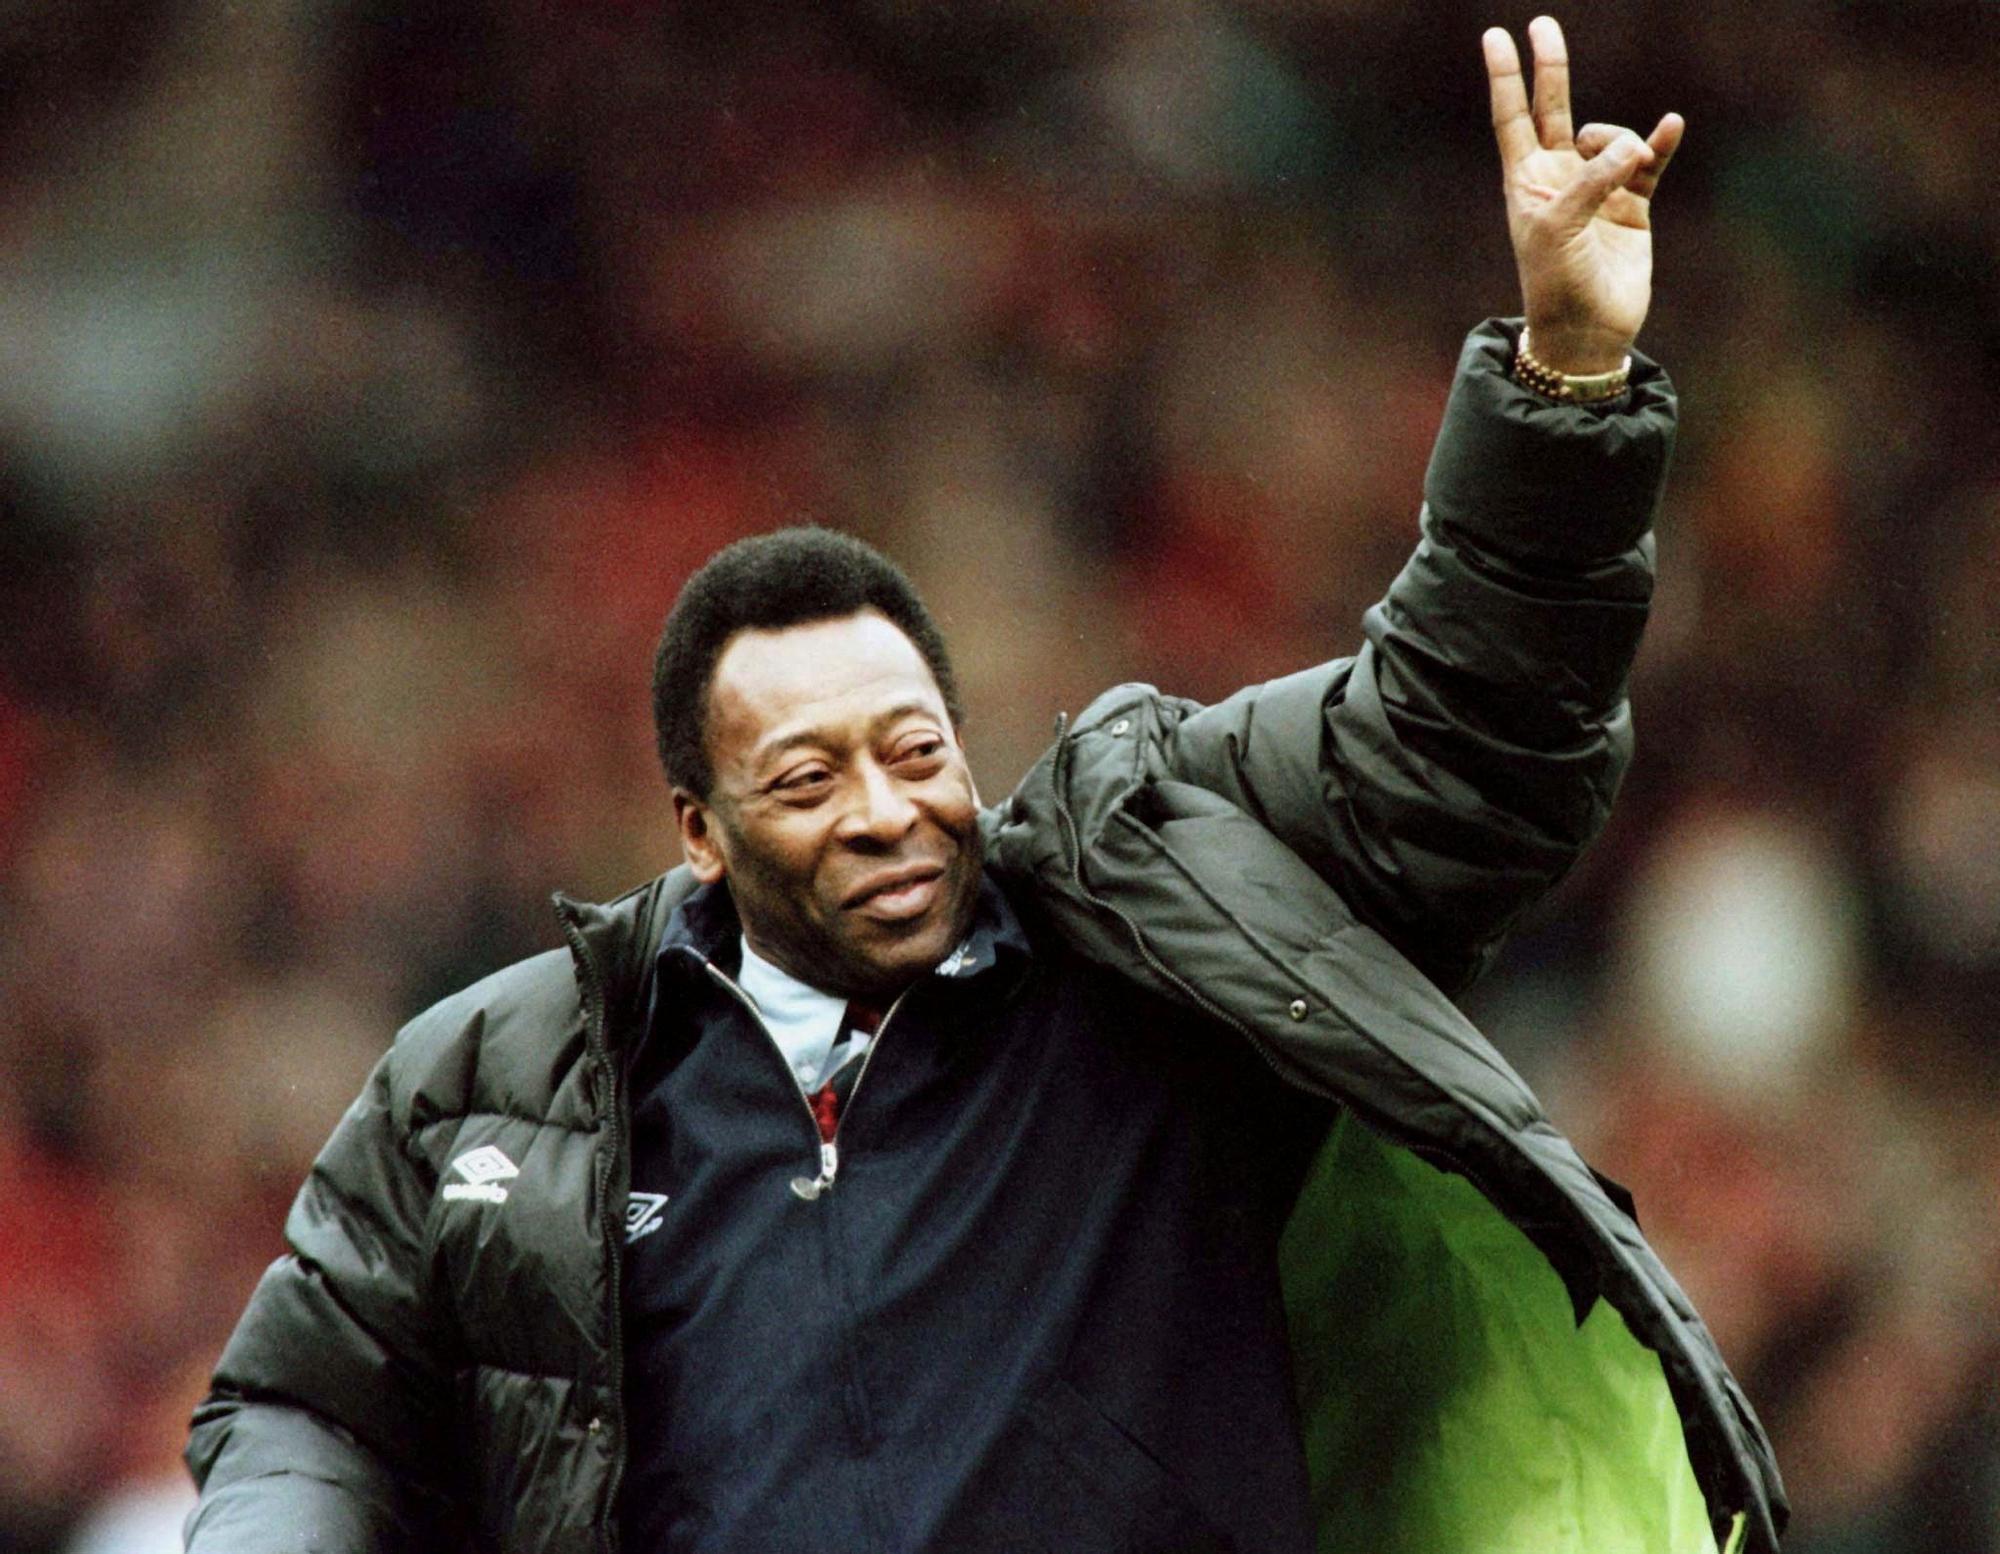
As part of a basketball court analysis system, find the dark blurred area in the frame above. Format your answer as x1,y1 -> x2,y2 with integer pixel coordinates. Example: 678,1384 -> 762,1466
1,2 -> 1995,1550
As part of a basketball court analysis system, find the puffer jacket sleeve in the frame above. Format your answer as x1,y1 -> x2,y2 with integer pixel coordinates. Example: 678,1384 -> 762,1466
1163,319 -> 1674,995
185,1045 -> 462,1554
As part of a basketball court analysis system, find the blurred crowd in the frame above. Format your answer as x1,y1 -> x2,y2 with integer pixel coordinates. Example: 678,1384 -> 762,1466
1,1 -> 1995,1550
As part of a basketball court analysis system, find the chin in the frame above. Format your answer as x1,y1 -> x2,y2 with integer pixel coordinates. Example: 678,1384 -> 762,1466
852,906 -> 970,990
853,933 -> 949,989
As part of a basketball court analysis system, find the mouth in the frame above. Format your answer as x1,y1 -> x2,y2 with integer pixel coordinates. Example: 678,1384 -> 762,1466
844,862 -> 947,923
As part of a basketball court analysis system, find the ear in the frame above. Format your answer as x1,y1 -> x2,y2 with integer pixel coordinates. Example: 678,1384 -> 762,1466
673,790 -> 728,884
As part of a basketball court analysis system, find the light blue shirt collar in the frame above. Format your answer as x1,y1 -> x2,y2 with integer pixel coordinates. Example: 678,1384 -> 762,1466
736,937 -> 856,1090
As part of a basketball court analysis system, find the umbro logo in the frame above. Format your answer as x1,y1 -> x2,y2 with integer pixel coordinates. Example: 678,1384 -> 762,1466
442,1145 -> 520,1204
935,939 -> 977,978
625,1192 -> 669,1243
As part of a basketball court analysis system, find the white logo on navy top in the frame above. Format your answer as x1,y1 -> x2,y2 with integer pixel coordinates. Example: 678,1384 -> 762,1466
442,1145 -> 520,1204
935,939 -> 976,977
625,1192 -> 669,1243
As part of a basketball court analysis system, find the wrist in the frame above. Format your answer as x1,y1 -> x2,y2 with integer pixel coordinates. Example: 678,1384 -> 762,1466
1514,327 -> 1632,405
1518,322 -> 1632,377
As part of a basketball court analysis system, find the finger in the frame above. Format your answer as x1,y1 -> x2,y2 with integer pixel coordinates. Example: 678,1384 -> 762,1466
1483,28 -> 1538,169
1575,122 -> 1629,159
1528,15 -> 1573,150
1550,130 -> 1652,228
1625,112 -> 1685,202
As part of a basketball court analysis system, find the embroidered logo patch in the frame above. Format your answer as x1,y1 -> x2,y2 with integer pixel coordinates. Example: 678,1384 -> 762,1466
625,1192 -> 669,1243
442,1145 -> 520,1204
935,939 -> 977,977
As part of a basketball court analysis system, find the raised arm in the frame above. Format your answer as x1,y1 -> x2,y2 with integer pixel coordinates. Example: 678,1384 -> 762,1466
1165,18 -> 1683,994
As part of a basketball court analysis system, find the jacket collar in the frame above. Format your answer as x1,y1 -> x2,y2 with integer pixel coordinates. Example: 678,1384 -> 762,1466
556,862 -> 1035,1063
626,873 -> 1028,1079
552,870 -> 696,1056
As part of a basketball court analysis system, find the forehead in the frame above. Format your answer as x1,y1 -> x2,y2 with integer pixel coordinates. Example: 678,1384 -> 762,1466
705,610 -> 948,763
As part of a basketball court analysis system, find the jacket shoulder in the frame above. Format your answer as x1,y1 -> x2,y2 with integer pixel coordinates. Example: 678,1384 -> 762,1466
385,947 -> 590,1134
1067,681 -> 1199,736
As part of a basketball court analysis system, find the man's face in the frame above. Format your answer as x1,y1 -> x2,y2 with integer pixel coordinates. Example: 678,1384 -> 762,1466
674,610 -> 983,999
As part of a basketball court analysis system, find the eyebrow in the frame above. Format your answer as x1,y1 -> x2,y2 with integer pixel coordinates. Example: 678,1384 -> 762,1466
750,700 -> 942,771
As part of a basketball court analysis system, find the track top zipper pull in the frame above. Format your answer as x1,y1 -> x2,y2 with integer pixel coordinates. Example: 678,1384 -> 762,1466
790,1141 -> 839,1200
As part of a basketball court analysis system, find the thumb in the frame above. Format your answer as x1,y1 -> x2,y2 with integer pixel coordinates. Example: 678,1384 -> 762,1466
1549,131 -> 1651,229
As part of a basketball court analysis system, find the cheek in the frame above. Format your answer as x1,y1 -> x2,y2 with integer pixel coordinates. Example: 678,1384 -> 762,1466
935,769 -> 982,827
726,824 -> 827,905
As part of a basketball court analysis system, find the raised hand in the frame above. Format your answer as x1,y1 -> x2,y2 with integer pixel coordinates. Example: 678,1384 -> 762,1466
1483,16 -> 1682,375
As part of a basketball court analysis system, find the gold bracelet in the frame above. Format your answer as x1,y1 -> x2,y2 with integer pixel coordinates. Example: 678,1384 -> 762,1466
1513,328 -> 1632,405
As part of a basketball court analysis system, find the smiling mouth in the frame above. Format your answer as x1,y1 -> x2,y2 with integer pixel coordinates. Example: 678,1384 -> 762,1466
846,865 -> 946,922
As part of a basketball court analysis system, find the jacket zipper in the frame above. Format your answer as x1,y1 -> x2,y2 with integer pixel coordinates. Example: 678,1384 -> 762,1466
1058,722 -> 1599,1258
556,900 -> 626,1554
1046,715 -> 1504,1202
702,960 -> 912,1200
1046,713 -> 1314,1100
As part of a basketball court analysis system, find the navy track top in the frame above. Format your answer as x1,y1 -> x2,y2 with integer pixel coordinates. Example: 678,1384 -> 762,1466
620,877 -> 1331,1554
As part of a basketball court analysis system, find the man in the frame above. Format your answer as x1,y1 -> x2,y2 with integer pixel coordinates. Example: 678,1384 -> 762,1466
187,18 -> 1786,1554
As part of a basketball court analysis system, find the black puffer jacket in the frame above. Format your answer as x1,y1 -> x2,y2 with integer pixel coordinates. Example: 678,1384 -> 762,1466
185,322 -> 1786,1554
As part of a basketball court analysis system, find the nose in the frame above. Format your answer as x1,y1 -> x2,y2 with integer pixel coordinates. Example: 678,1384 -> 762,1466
837,758 -> 919,847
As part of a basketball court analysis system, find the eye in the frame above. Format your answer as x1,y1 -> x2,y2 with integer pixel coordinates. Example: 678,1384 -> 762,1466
772,765 -> 833,800
891,734 -> 946,767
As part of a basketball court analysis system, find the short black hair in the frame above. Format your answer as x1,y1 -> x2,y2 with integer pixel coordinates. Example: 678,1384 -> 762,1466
652,526 -> 963,796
